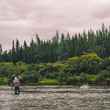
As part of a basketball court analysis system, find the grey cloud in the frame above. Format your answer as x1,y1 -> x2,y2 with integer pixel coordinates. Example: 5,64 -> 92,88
91,0 -> 110,19
0,0 -> 110,50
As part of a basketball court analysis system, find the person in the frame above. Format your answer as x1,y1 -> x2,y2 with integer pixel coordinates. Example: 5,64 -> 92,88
12,75 -> 21,95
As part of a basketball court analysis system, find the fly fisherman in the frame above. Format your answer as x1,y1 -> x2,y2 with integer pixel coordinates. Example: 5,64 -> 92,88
13,76 -> 21,95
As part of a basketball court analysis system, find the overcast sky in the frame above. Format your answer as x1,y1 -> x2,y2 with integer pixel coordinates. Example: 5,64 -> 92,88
0,0 -> 110,50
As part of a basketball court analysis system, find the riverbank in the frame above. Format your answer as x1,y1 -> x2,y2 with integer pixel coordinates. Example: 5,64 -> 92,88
0,86 -> 110,93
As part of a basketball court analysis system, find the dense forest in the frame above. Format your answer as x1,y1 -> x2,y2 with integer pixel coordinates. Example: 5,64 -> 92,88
0,24 -> 110,85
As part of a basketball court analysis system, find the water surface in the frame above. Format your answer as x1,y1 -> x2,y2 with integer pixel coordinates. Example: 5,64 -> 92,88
0,86 -> 110,110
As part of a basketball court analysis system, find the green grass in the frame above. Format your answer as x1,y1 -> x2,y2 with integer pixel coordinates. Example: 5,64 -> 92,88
38,79 -> 59,85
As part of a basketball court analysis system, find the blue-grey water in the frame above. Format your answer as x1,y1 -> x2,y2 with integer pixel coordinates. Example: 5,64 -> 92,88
0,86 -> 110,110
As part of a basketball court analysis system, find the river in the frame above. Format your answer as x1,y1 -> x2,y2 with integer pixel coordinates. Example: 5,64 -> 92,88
0,86 -> 110,110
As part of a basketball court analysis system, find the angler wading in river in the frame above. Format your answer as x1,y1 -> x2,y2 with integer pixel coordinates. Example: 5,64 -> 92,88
12,75 -> 21,95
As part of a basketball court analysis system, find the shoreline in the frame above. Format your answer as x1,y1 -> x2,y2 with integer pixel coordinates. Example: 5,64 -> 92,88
0,85 -> 110,93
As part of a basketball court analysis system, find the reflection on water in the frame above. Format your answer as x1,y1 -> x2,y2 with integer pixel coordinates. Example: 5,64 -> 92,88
0,87 -> 110,110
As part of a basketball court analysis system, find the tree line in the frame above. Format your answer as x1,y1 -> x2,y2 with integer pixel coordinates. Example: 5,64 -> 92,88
0,24 -> 110,63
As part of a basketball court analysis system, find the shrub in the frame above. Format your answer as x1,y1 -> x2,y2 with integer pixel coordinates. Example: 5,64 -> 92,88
0,77 -> 8,85
79,73 -> 97,84
86,75 -> 97,81
66,76 -> 80,85
67,56 -> 79,64
86,74 -> 97,84
22,70 -> 40,84
97,70 -> 110,81
53,63 -> 68,72
79,53 -> 102,73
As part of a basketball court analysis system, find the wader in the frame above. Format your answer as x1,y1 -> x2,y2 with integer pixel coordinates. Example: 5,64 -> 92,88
13,77 -> 21,95
15,86 -> 20,95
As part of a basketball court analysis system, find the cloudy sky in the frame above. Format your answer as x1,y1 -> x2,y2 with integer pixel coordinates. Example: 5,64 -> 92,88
0,0 -> 110,50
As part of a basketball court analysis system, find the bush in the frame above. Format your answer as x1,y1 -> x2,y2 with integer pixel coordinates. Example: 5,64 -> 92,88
96,70 -> 110,85
38,79 -> 59,85
22,70 -> 40,84
65,74 -> 97,85
86,75 -> 97,81
53,63 -> 68,72
79,53 -> 102,73
66,76 -> 80,85
80,73 -> 88,83
86,74 -> 97,84
97,70 -> 110,81
0,77 -> 8,85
